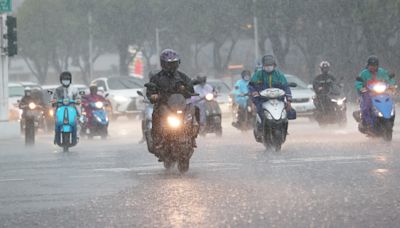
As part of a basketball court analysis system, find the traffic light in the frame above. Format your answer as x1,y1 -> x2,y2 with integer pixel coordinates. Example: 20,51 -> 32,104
6,16 -> 17,57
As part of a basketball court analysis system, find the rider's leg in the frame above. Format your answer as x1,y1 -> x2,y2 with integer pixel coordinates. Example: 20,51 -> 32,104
360,93 -> 373,128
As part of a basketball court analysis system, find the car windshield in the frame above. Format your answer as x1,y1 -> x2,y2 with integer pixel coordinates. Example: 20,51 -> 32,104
108,77 -> 143,90
286,75 -> 308,89
208,81 -> 231,94
9,86 -> 25,97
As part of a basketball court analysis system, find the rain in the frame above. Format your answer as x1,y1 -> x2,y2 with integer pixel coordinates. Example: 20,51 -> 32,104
0,0 -> 400,227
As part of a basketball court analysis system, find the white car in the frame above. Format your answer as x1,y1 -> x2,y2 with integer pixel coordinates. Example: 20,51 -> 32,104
91,76 -> 145,119
207,79 -> 232,114
285,74 -> 316,117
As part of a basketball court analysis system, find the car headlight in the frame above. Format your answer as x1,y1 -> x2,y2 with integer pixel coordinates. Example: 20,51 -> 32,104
114,95 -> 129,103
167,116 -> 181,128
228,97 -> 233,103
95,102 -> 104,109
29,102 -> 36,110
205,93 -> 214,101
49,109 -> 54,117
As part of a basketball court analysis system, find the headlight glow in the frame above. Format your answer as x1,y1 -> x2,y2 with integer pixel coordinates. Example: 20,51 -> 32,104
96,116 -> 102,122
114,95 -> 129,103
95,102 -> 104,109
373,84 -> 387,93
205,93 -> 214,101
167,116 -> 181,128
49,109 -> 54,117
378,112 -> 383,117
28,102 -> 36,110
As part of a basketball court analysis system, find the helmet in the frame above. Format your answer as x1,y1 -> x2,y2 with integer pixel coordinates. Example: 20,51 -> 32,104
367,55 -> 379,66
319,61 -> 330,69
196,75 -> 207,84
262,55 -> 276,66
89,84 -> 98,95
160,49 -> 180,73
24,87 -> 32,96
241,70 -> 251,79
60,71 -> 72,87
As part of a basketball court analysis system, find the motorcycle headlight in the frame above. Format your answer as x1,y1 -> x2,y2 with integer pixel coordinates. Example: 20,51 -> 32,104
114,95 -> 129,103
378,112 -> 383,117
49,109 -> 54,117
167,116 -> 181,128
95,102 -> 104,109
247,106 -> 252,112
63,98 -> 69,106
205,93 -> 214,101
373,84 -> 387,93
28,102 -> 36,110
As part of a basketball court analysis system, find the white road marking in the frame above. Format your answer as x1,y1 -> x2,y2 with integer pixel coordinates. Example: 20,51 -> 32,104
269,155 -> 377,164
0,178 -> 25,182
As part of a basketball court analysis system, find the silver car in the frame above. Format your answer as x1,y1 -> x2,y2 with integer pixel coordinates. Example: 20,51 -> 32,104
285,74 -> 316,118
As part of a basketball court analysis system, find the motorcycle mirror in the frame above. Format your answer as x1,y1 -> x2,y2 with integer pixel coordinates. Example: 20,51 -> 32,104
79,91 -> 86,96
47,90 -> 54,95
355,77 -> 363,82
105,93 -> 109,98
137,91 -> 144,97
289,82 -> 298,88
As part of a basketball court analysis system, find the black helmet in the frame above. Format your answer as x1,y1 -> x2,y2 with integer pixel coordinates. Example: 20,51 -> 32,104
160,49 -> 180,73
24,87 -> 32,96
89,84 -> 98,95
241,70 -> 251,79
367,55 -> 379,66
262,55 -> 276,66
60,71 -> 72,87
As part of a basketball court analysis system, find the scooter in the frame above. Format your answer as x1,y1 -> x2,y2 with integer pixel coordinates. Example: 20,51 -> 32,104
80,101 -> 109,139
232,93 -> 256,131
314,83 -> 347,127
53,97 -> 80,152
137,90 -> 153,144
19,102 -> 44,145
353,79 -> 396,141
200,93 -> 222,136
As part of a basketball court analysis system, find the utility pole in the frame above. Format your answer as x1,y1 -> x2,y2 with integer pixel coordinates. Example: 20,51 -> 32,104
88,10 -> 94,81
253,0 -> 259,63
0,14 -> 9,122
155,28 -> 160,65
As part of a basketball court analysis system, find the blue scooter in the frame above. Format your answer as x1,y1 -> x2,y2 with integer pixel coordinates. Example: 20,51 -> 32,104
54,98 -> 80,152
80,101 -> 109,139
354,80 -> 396,141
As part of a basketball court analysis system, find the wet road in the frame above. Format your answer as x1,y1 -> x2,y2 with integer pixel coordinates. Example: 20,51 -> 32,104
1,114 -> 400,227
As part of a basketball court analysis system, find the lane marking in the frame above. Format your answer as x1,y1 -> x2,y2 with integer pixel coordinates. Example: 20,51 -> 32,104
0,178 -> 25,182
269,155 -> 377,164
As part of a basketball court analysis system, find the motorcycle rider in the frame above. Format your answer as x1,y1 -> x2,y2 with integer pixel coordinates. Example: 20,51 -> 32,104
355,55 -> 396,131
192,75 -> 214,129
313,61 -> 336,112
232,70 -> 251,128
81,84 -> 109,135
19,87 -> 36,113
52,71 -> 79,145
249,54 -> 292,135
146,49 -> 198,152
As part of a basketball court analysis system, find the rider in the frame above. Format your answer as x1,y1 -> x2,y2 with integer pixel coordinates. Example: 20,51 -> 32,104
52,71 -> 79,146
81,84 -> 109,134
19,87 -> 36,111
232,70 -> 251,127
313,61 -> 336,111
192,75 -> 214,128
146,49 -> 198,152
355,55 -> 396,131
249,54 -> 292,135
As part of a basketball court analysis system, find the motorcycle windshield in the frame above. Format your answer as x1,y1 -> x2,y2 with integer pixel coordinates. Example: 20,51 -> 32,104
371,94 -> 394,119
167,94 -> 187,112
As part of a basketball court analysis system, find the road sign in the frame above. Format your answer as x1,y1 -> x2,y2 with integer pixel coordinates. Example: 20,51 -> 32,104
0,0 -> 11,13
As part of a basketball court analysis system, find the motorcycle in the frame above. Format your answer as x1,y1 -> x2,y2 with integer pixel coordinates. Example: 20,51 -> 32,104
52,97 -> 80,152
313,83 -> 347,126
144,82 -> 199,173
80,101 -> 109,139
353,79 -> 396,141
199,92 -> 222,136
19,102 -> 44,145
254,87 -> 293,152
137,90 -> 153,144
232,93 -> 256,131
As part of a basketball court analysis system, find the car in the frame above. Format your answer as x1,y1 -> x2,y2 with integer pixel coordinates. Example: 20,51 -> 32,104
8,83 -> 25,121
207,79 -> 232,114
285,74 -> 316,118
91,76 -> 145,120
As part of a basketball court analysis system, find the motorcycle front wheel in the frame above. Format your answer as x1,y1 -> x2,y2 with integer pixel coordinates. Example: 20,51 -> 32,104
25,119 -> 35,146
62,133 -> 70,152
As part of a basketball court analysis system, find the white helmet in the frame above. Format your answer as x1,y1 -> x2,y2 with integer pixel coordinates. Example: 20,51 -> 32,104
319,61 -> 330,69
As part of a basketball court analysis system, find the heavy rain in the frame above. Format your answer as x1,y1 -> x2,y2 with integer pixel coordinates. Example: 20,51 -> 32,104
0,0 -> 400,227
